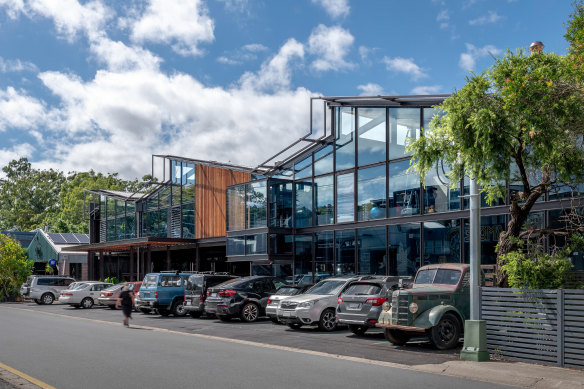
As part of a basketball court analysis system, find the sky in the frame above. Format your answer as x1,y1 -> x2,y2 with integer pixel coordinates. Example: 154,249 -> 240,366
0,0 -> 576,180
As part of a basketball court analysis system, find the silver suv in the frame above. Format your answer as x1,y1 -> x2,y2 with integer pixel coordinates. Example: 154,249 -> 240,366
20,275 -> 76,305
277,276 -> 362,331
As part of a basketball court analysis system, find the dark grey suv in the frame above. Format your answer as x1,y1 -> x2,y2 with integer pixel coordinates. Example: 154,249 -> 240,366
336,276 -> 408,335
184,273 -> 238,318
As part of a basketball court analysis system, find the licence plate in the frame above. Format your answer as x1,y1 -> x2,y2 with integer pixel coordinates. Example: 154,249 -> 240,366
282,311 -> 291,317
348,303 -> 360,309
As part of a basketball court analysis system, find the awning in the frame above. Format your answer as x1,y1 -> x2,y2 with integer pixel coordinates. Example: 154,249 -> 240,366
65,237 -> 197,252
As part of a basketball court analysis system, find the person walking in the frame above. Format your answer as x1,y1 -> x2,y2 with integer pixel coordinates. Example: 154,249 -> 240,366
116,284 -> 134,327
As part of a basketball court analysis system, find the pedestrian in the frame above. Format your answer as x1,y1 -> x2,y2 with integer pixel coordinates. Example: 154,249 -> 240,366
116,283 -> 134,327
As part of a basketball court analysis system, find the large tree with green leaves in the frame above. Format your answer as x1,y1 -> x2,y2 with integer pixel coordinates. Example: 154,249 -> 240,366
408,2 -> 584,286
0,233 -> 33,300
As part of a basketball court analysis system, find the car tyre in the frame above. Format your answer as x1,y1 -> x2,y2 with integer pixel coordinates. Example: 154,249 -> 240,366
384,329 -> 411,346
240,302 -> 260,323
287,323 -> 302,330
217,315 -> 231,322
171,300 -> 187,317
109,305 -> 117,310
349,325 -> 368,336
81,297 -> 94,309
189,311 -> 202,318
158,308 -> 171,316
270,317 -> 280,324
429,313 -> 461,350
41,293 -> 54,305
34,299 -> 42,305
318,308 -> 337,332
139,308 -> 151,314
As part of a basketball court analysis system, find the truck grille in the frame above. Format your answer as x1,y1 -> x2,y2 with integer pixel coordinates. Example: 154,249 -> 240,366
279,301 -> 298,310
391,293 -> 411,325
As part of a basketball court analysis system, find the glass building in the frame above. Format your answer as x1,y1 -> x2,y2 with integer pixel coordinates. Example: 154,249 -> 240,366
225,95 -> 584,282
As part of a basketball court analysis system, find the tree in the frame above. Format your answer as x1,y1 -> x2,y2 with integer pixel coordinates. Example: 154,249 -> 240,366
408,3 -> 584,286
0,233 -> 33,301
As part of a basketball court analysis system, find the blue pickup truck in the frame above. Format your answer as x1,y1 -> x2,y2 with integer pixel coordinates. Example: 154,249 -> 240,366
135,272 -> 192,316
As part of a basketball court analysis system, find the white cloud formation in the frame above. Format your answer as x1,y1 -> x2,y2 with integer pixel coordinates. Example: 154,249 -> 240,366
308,24 -> 354,72
311,0 -> 349,19
357,83 -> 384,96
0,0 -> 25,18
0,87 -> 48,131
0,143 -> 35,176
437,9 -> 450,29
217,43 -> 268,65
459,43 -> 502,71
90,38 -> 162,72
0,57 -> 38,73
129,0 -> 214,56
383,57 -> 428,80
469,11 -> 502,26
410,85 -> 443,95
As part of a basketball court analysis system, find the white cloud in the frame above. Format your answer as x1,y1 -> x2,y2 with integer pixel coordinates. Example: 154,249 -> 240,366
217,43 -> 268,66
0,87 -> 48,131
0,143 -> 35,177
437,9 -> 450,29
308,24 -> 354,72
410,85 -> 443,95
129,0 -> 214,56
469,11 -> 502,26
311,0 -> 349,19
383,57 -> 428,80
357,83 -> 384,96
0,57 -> 37,73
459,43 -> 502,71
90,38 -> 162,72
0,0 -> 25,19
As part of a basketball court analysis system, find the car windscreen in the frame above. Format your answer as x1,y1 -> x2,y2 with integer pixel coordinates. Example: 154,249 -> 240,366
343,283 -> 382,296
105,284 -> 124,292
275,287 -> 301,296
25,276 -> 34,286
142,275 -> 157,287
306,280 -> 346,295
186,276 -> 204,292
415,269 -> 461,285
73,283 -> 88,290
215,278 -> 248,289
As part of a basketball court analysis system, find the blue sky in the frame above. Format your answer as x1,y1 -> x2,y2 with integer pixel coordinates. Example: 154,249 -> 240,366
0,0 -> 576,179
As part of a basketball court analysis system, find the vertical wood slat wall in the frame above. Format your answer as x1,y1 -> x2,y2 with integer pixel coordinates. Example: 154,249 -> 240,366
195,165 -> 250,239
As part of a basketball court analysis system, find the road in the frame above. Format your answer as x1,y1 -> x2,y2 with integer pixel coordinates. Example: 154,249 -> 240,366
0,304 -> 516,389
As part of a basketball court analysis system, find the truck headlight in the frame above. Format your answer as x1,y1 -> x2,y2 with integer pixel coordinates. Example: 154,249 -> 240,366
409,302 -> 419,314
382,301 -> 391,312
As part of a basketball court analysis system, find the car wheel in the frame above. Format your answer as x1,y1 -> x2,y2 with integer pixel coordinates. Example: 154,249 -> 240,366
158,308 -> 171,316
41,293 -> 54,305
171,301 -> 187,317
109,305 -> 117,310
429,313 -> 461,350
287,323 -> 302,330
240,303 -> 259,323
349,325 -> 368,336
73,305 -> 81,309
318,308 -> 337,332
139,308 -> 151,314
81,297 -> 94,309
217,315 -> 231,322
270,317 -> 280,324
34,299 -> 42,305
189,311 -> 202,319
384,329 -> 411,346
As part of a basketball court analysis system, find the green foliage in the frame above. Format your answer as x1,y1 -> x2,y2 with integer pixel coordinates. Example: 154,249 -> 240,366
45,263 -> 54,275
565,1 -> 584,81
0,233 -> 33,300
105,276 -> 118,284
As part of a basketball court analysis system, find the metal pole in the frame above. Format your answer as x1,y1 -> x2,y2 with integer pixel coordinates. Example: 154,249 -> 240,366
470,178 -> 480,320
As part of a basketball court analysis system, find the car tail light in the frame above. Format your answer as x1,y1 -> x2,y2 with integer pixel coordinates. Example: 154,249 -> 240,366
63,293 -> 73,296
368,319 -> 377,325
218,290 -> 236,297
200,295 -> 205,302
107,293 -> 113,297
154,291 -> 158,298
206,291 -> 210,296
337,297 -> 343,304
365,297 -> 387,306
267,299 -> 272,304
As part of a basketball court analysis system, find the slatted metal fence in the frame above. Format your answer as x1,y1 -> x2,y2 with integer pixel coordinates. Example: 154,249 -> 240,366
480,288 -> 584,369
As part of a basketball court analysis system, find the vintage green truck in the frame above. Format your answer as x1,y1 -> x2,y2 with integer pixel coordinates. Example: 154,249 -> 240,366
377,263 -> 470,350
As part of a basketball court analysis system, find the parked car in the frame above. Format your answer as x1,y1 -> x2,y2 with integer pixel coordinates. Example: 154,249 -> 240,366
59,281 -> 113,308
377,263 -> 471,350
336,276 -> 410,335
266,284 -> 313,323
98,282 -> 142,309
135,272 -> 193,316
184,273 -> 238,318
20,275 -> 76,305
277,276 -> 364,331
205,276 -> 287,322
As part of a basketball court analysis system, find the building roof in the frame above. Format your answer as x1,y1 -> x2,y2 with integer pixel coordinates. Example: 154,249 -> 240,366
85,189 -> 145,202
46,233 -> 90,245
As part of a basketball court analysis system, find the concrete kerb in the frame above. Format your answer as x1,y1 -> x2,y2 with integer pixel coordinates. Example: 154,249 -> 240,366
0,366 -> 46,389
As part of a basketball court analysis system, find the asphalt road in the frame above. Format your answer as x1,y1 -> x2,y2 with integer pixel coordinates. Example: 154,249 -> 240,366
0,303 -> 516,389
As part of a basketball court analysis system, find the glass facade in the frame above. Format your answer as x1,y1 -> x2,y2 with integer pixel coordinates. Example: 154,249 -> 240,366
389,160 -> 420,217
357,165 -> 386,221
358,227 -> 386,275
315,175 -> 334,225
336,229 -> 355,275
358,108 -> 386,167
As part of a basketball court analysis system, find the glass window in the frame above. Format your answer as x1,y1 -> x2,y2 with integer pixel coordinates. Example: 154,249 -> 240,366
423,108 -> 441,133
548,209 -> 584,270
107,219 -> 115,241
314,145 -> 333,176
269,234 -> 293,255
388,223 -> 420,276
125,213 -> 135,239
424,163 -> 460,213
172,160 -> 181,184
463,215 -> 506,265
315,231 -> 333,277
182,162 -> 195,203
509,163 -> 543,203
306,280 -> 346,295
159,208 -> 168,237
226,236 -> 245,256
246,234 -> 267,255
107,197 -> 115,219
336,107 -> 355,171
272,167 -> 293,180
358,227 -> 386,275
115,200 -> 125,218
171,184 -> 181,206
294,155 -> 312,180
423,219 -> 461,265
336,229 -> 355,275
314,175 -> 334,225
181,202 -> 195,238
159,186 -> 171,207
294,181 -> 313,228
246,181 -> 267,229
389,108 -> 420,159
269,180 -> 293,228
147,210 -> 158,237
294,234 -> 313,284
227,185 -> 245,231
389,160 -> 420,217
463,176 -> 506,208
357,165 -> 386,221
336,172 -> 354,223
358,107 -> 386,166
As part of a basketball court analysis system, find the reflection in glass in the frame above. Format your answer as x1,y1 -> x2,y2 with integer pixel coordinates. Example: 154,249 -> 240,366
295,181 -> 312,227
227,185 -> 245,231
336,229 -> 355,275
246,181 -> 267,229
314,175 -> 334,225
423,219 -> 460,265
181,203 -> 195,238
423,108 -> 441,133
509,163 -> 543,203
159,208 -> 168,237
358,227 -> 386,275
246,234 -> 267,255
336,107 -> 355,171
463,176 -> 506,208
358,165 -> 386,221
294,156 -> 312,180
548,209 -> 584,270
315,231 -> 333,277
388,224 -> 420,276
172,160 -> 181,184
295,234 -> 313,284
336,172 -> 354,223
389,108 -> 420,159
269,234 -> 293,255
269,180 -> 293,228
358,108 -> 386,166
389,160 -> 420,217
424,163 -> 460,213
227,236 -> 245,256
182,162 -> 195,203
147,210 -> 158,237
314,145 -> 334,176
463,215 -> 506,265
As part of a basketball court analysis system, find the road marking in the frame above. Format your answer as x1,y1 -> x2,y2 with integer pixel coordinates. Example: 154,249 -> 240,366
0,362 -> 56,389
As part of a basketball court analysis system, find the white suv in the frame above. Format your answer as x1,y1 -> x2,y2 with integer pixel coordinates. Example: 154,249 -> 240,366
20,275 -> 76,305
277,276 -> 361,331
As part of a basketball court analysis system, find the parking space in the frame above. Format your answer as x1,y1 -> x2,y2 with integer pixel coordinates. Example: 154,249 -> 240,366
10,302 -> 461,366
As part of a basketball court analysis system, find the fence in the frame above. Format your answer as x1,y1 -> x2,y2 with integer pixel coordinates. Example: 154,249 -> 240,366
480,287 -> 584,369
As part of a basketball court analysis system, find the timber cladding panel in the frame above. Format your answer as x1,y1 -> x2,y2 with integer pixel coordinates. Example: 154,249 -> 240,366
195,165 -> 250,239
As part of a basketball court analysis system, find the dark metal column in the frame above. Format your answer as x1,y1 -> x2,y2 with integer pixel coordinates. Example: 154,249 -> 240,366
166,246 -> 171,270
195,244 -> 200,272
87,251 -> 92,281
99,250 -> 104,280
147,245 -> 152,274
129,246 -> 135,281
